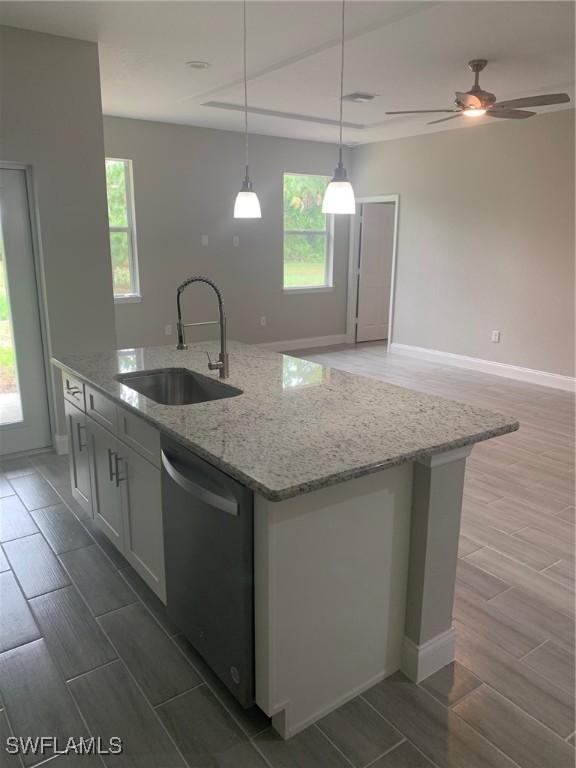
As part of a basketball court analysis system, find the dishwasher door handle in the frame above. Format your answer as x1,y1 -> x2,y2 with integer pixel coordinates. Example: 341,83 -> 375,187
161,450 -> 238,516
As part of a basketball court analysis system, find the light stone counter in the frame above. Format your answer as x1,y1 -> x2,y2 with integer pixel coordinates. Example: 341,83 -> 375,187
53,341 -> 520,738
52,341 -> 517,501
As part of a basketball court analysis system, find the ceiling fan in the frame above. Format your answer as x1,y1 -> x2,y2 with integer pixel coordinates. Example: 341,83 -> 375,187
386,59 -> 570,125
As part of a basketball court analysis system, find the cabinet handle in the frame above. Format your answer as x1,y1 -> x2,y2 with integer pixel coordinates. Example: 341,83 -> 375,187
76,422 -> 86,451
107,448 -> 116,482
114,453 -> 124,487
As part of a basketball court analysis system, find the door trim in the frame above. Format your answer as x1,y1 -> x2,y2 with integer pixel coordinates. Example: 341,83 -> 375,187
0,161 -> 56,451
346,194 -> 400,349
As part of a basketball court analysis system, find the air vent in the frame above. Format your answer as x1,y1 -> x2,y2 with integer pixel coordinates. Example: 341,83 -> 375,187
343,92 -> 377,104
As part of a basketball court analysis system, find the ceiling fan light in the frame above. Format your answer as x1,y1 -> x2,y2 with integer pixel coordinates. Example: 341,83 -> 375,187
463,107 -> 487,117
234,177 -> 262,218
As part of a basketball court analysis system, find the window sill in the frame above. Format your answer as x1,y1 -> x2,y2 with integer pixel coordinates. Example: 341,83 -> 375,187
283,286 -> 334,295
114,295 -> 142,304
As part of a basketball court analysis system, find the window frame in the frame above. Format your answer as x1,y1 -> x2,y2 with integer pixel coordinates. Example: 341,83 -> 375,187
282,172 -> 335,293
106,157 -> 141,303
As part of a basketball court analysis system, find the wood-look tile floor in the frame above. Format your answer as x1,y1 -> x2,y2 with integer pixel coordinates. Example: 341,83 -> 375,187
0,342 -> 573,767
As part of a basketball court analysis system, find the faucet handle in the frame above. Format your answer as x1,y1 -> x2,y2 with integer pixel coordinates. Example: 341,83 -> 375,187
205,351 -> 220,371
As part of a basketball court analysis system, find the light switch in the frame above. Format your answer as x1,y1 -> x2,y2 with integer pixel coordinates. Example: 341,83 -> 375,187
233,236 -> 240,247
201,235 -> 209,247
491,330 -> 501,343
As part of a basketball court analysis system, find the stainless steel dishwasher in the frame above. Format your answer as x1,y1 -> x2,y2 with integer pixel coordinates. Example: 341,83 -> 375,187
161,436 -> 254,707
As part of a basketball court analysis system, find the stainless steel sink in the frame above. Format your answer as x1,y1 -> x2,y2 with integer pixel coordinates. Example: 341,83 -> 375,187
116,368 -> 242,406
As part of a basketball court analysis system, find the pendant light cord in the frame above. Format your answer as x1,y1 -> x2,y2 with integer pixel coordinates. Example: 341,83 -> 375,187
338,0 -> 345,166
243,0 -> 249,179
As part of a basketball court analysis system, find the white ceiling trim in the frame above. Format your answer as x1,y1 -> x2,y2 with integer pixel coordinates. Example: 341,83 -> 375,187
202,101 -> 366,129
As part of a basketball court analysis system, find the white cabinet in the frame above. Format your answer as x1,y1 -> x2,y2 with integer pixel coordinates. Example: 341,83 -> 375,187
87,418 -> 124,551
63,373 -> 85,411
64,398 -> 91,514
64,377 -> 166,601
86,384 -> 117,433
121,444 -> 166,602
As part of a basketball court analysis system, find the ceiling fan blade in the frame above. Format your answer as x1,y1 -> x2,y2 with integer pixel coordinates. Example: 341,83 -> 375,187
494,93 -> 570,110
455,91 -> 481,109
427,113 -> 462,125
386,109 -> 456,115
487,108 -> 536,119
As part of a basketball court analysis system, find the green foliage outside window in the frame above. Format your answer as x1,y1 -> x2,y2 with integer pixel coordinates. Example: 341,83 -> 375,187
109,231 -> 131,295
105,159 -> 136,296
283,173 -> 331,288
0,245 -> 17,393
106,160 -> 128,227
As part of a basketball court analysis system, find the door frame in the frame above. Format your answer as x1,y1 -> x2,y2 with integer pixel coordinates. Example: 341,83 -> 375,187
346,194 -> 400,348
0,161 -> 56,454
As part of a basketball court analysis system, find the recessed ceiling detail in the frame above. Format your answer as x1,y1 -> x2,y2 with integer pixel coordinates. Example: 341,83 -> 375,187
0,1 -> 573,145
202,101 -> 365,130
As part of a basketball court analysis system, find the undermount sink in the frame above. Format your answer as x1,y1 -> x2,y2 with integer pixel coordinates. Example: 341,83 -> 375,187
116,368 -> 242,406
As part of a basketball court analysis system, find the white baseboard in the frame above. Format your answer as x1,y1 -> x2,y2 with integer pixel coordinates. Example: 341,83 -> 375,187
53,433 -> 69,455
401,628 -> 455,683
258,334 -> 349,353
391,343 -> 575,392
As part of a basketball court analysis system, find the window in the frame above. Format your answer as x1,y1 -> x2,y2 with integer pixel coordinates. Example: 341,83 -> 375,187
283,173 -> 333,290
105,158 -> 140,300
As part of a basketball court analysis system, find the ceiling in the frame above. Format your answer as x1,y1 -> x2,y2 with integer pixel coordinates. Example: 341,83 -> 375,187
1,1 -> 574,145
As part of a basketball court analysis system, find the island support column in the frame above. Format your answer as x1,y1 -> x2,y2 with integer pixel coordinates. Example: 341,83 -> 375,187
401,445 -> 472,682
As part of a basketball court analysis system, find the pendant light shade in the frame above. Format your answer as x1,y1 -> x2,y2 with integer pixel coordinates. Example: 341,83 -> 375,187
234,0 -> 261,219
322,0 -> 356,216
322,164 -> 356,214
234,177 -> 262,218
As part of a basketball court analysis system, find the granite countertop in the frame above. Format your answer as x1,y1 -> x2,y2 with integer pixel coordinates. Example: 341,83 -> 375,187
52,342 -> 518,501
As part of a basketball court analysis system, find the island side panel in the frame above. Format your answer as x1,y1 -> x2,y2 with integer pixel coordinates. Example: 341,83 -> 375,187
254,463 -> 413,739
401,446 -> 472,682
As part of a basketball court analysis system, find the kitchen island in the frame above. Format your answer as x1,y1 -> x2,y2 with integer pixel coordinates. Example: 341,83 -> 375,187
53,341 -> 518,738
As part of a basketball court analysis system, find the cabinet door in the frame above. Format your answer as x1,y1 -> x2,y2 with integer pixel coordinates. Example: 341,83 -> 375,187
86,418 -> 123,550
121,444 -> 166,602
65,399 -> 91,515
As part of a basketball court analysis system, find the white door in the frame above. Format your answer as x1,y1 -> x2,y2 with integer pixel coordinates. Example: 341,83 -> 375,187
356,202 -> 396,343
0,169 -> 51,455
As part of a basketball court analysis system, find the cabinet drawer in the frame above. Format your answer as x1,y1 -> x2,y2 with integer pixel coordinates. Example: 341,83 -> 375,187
86,385 -> 117,433
118,409 -> 160,468
63,374 -> 85,411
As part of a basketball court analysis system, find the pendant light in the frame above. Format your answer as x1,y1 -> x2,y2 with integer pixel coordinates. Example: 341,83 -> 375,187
322,0 -> 356,215
233,0 -> 261,218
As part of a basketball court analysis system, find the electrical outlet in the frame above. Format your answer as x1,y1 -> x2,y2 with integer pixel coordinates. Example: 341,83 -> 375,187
164,324 -> 173,336
491,330 -> 501,343
201,235 -> 209,247
233,235 -> 240,247
259,316 -> 267,327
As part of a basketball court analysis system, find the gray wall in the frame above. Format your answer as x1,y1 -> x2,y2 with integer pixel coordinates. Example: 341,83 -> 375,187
352,109 -> 575,377
103,117 -> 349,349
1,26 -> 117,438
